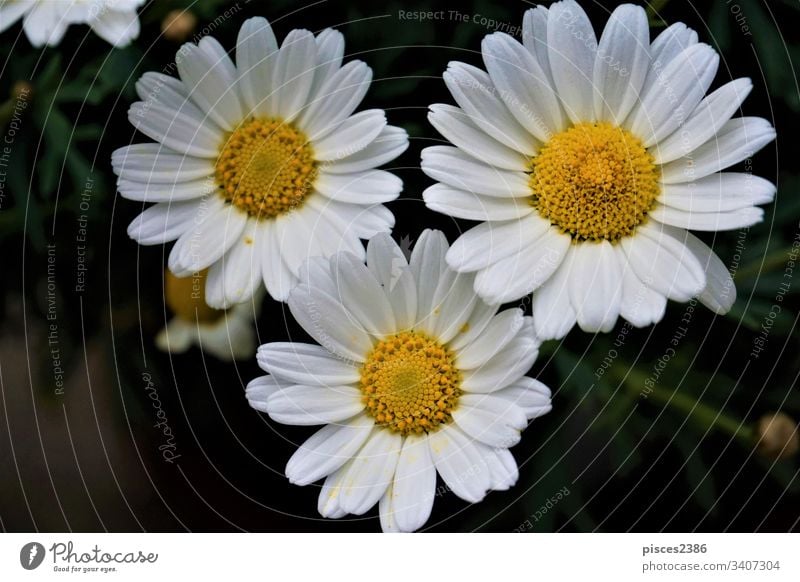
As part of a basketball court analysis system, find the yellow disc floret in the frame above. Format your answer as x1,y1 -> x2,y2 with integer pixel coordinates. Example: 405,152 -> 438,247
215,117 -> 317,219
165,269 -> 225,323
529,122 -> 660,242
360,331 -> 462,435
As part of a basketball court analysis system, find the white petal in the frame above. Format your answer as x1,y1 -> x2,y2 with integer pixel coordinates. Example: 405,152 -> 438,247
532,250 -> 578,340
303,197 -> 368,258
256,342 -> 360,385
90,6 -> 140,46
308,29 -> 345,103
428,425 -> 490,504
176,41 -> 243,131
659,172 -> 775,213
456,309 -> 524,369
659,117 -> 776,184
326,125 -> 409,174
427,271 -> 479,344
421,146 -> 530,198
428,104 -> 529,171
285,414 -> 375,485
568,240 -> 623,333
366,231 -> 407,284
297,60 -> 372,140
313,109 -> 386,161
379,483 -> 399,532
155,319 -> 194,354
423,184 -> 533,221
245,375 -> 287,413
649,203 -> 764,231
198,307 -> 257,361
205,220 -> 261,308
365,235 -> 417,331
272,209 -> 319,277
128,102 -> 222,158
337,430 -> 402,516
651,78 -> 753,164
331,251 -> 396,336
168,203 -> 248,276
619,262 -> 668,327
682,232 -> 736,314
409,229 -> 448,322
316,170 -> 402,204
266,384 -> 363,426
476,443 -> 519,491
112,144 -> 213,183
116,177 -> 217,203
318,465 -> 350,519
0,0 -> 30,35
126,197 -> 208,245
134,72 -> 201,118
628,44 -> 718,147
22,2 -> 69,47
387,434 -> 436,532
621,222 -> 706,302
593,4 -> 649,123
461,334 -> 539,393
271,29 -> 316,122
452,393 -> 527,448
642,22 -> 699,96
473,227 -> 571,303
443,62 -> 537,155
522,6 -> 554,77
287,284 -> 374,363
481,32 -> 565,141
494,376 -> 553,420
260,220 -> 298,301
446,215 -> 550,273
311,198 -> 394,240
236,17 -> 279,115
447,300 -> 500,352
547,0 -> 597,123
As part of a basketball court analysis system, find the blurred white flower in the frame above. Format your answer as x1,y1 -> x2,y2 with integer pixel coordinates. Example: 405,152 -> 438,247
0,0 -> 145,47
156,269 -> 260,361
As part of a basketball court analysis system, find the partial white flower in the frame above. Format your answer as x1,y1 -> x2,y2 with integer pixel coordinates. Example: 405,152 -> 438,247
246,230 -> 552,532
421,0 -> 776,339
0,0 -> 145,47
156,269 -> 260,361
113,17 -> 408,306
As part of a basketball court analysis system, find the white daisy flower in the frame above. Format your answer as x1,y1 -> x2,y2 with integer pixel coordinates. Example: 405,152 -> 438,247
421,0 -> 776,340
0,0 -> 145,47
112,17 -> 408,306
246,230 -> 552,532
156,269 -> 260,361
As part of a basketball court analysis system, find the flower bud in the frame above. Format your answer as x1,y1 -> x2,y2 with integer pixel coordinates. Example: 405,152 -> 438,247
756,412 -> 799,459
161,10 -> 197,43
11,80 -> 33,102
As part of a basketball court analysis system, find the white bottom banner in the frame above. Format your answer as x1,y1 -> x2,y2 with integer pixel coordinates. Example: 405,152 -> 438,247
0,533 -> 797,580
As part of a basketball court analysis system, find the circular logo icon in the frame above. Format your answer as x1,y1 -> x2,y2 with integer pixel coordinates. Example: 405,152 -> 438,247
19,542 -> 45,570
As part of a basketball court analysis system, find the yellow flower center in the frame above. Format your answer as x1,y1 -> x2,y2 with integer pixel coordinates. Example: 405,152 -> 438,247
215,117 -> 318,219
165,269 -> 226,323
529,122 -> 660,242
360,331 -> 462,435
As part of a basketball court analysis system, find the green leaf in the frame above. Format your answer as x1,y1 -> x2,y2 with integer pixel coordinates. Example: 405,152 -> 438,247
675,433 -> 718,514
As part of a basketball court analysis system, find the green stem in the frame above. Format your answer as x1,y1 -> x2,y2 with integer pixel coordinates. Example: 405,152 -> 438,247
618,367 -> 754,445
734,246 -> 794,282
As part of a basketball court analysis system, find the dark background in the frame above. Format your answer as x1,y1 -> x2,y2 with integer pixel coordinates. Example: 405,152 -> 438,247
1,0 -> 799,532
